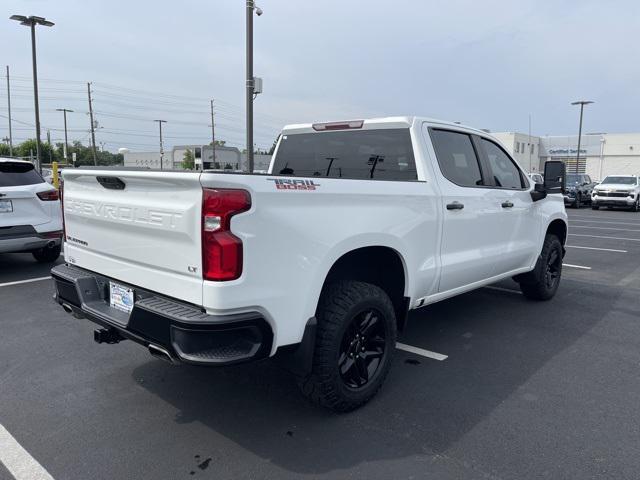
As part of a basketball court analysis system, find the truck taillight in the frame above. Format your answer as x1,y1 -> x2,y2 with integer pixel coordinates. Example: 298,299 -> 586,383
60,184 -> 65,242
201,188 -> 251,281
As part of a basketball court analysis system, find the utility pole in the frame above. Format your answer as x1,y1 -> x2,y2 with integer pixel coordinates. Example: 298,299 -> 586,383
154,119 -> 167,170
47,129 -> 52,163
246,0 -> 263,173
571,100 -> 594,174
10,15 -> 55,172
5,66 -> 13,156
56,108 -> 73,162
210,99 -> 216,166
87,82 -> 98,165
528,114 -> 532,172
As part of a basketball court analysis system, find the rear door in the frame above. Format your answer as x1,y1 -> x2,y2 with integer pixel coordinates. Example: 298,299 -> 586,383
0,161 -> 53,228
62,169 -> 204,305
427,128 -> 505,292
476,137 -> 539,274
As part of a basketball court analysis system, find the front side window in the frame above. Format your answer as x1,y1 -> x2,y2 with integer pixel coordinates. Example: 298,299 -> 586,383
0,162 -> 44,187
481,138 -> 525,189
271,129 -> 417,181
430,129 -> 484,187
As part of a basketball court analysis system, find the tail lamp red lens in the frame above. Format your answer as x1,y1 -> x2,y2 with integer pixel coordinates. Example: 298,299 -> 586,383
36,189 -> 60,201
201,188 -> 251,281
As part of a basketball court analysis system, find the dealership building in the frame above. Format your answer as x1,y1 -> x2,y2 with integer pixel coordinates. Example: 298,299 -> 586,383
493,132 -> 640,181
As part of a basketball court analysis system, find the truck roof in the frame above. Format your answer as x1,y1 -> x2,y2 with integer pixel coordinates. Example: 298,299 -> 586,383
281,116 -> 490,136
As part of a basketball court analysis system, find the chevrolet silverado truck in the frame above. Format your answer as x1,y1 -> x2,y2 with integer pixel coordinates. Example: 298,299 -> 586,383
51,117 -> 568,411
591,175 -> 640,211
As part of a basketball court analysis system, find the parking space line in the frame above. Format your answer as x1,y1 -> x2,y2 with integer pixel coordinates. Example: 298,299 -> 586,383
570,225 -> 640,233
569,233 -> 640,242
0,276 -> 51,288
396,342 -> 448,361
566,245 -> 627,253
570,219 -> 640,226
563,263 -> 592,270
0,424 -> 55,480
483,285 -> 522,295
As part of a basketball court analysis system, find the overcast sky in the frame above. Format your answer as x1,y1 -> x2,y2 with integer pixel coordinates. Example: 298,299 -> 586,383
1,0 -> 639,152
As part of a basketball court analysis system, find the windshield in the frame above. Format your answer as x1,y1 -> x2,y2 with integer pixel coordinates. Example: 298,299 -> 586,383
566,174 -> 581,184
601,176 -> 637,185
0,162 -> 44,187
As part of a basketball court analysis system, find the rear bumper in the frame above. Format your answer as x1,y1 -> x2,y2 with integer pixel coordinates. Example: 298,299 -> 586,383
0,227 -> 62,253
51,264 -> 273,366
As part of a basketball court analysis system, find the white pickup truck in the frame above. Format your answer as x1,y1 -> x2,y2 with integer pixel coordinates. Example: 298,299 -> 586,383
52,117 -> 568,411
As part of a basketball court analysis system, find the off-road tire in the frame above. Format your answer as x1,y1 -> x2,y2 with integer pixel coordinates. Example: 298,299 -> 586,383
517,234 -> 563,301
298,281 -> 397,412
32,244 -> 61,263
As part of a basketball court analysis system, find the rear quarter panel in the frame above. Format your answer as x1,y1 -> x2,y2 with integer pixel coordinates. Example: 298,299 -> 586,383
200,173 -> 440,349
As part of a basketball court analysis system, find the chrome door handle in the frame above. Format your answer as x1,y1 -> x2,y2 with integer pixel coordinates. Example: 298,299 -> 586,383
446,202 -> 464,210
501,201 -> 514,208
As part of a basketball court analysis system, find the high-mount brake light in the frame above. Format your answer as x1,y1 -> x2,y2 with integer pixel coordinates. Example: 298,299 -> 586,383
312,120 -> 364,131
36,189 -> 60,201
201,188 -> 251,281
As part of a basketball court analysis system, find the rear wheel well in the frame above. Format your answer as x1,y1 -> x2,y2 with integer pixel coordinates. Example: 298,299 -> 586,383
547,219 -> 567,245
322,247 -> 409,330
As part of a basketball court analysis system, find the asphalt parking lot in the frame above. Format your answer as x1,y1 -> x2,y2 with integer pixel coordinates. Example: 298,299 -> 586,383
2,207 -> 640,480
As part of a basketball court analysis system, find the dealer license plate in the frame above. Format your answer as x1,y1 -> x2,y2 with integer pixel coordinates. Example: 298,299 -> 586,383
109,281 -> 134,314
0,200 -> 13,213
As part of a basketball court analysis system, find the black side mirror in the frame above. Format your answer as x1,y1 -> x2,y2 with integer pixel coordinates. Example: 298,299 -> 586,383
544,161 -> 565,195
530,182 -> 547,202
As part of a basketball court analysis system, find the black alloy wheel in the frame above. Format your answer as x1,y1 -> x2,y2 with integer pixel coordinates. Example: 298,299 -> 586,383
338,308 -> 387,389
544,248 -> 562,291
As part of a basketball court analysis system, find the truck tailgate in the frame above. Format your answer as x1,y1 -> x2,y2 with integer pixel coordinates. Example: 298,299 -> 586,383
62,169 -> 203,305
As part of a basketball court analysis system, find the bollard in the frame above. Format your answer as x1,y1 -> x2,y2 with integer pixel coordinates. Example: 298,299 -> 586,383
52,161 -> 59,189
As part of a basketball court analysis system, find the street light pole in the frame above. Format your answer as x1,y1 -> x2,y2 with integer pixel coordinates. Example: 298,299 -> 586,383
56,108 -> 73,163
5,66 -> 13,156
10,15 -> 54,172
246,1 -> 262,173
571,100 -> 594,174
210,99 -> 216,166
154,119 -> 167,170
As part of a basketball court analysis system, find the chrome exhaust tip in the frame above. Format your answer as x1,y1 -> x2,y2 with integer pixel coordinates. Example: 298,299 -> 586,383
61,303 -> 73,314
148,344 -> 177,365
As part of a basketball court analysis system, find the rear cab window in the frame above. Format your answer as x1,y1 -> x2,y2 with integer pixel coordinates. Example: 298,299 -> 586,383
0,162 -> 44,187
271,129 -> 417,181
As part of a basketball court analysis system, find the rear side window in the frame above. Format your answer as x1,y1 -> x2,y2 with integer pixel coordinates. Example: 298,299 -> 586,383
430,129 -> 484,187
481,138 -> 525,189
0,162 -> 44,187
271,129 -> 417,181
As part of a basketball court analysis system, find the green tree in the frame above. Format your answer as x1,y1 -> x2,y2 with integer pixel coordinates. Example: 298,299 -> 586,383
182,148 -> 195,170
0,143 -> 11,156
16,139 -> 59,163
210,140 -> 226,147
268,135 -> 280,155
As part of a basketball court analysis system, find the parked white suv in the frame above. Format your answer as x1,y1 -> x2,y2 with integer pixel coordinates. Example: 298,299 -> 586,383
52,117 -> 568,411
591,175 -> 640,211
0,159 -> 63,262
